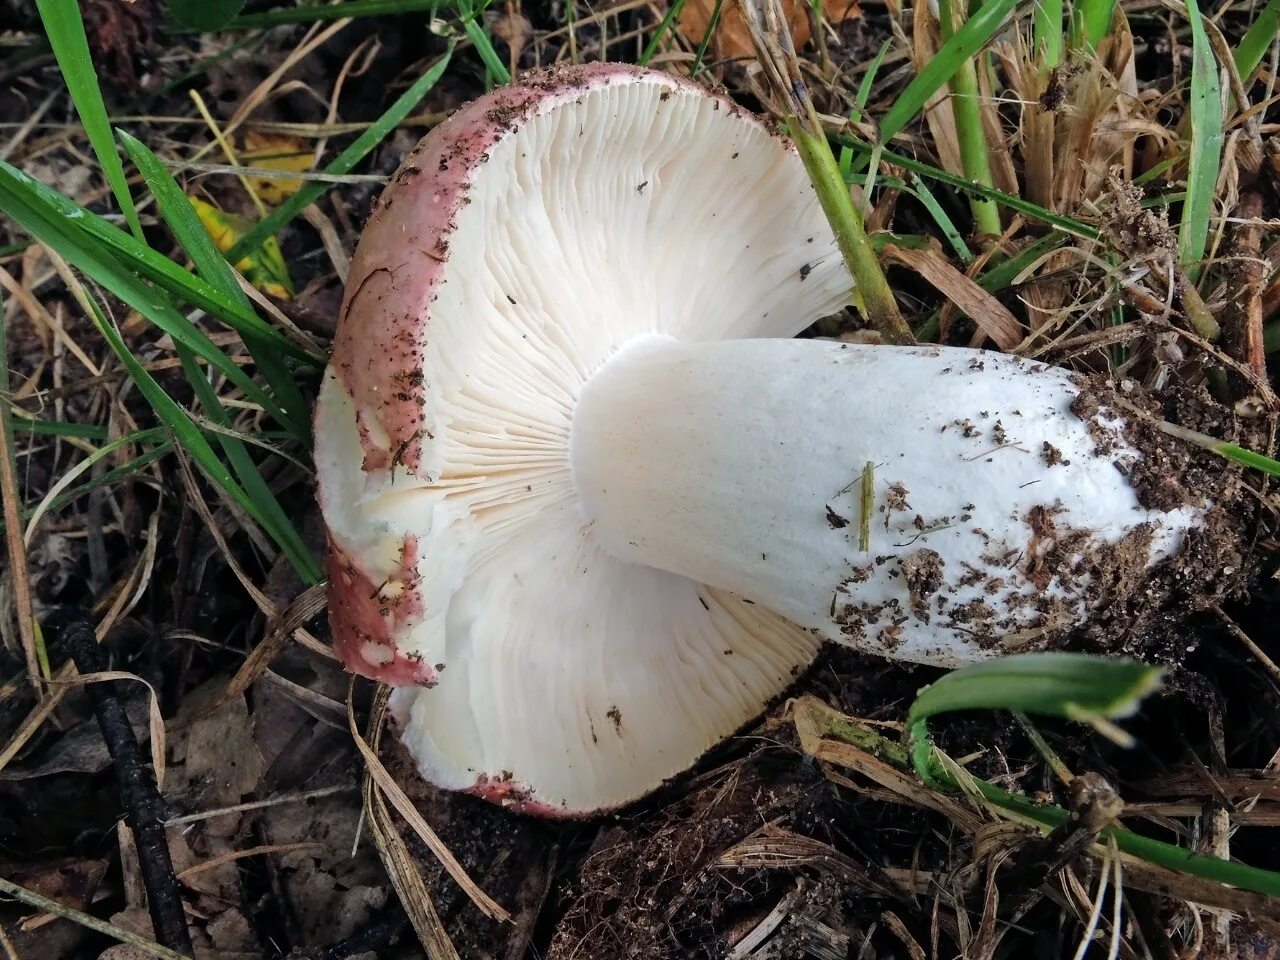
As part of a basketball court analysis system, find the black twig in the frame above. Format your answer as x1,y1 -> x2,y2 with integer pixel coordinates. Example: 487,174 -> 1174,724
54,615 -> 195,958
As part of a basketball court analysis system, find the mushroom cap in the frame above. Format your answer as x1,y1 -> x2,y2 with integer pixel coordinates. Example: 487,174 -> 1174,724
314,64 -> 851,815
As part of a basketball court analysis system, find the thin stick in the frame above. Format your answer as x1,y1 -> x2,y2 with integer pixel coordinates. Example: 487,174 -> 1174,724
55,616 -> 194,957
0,877 -> 188,960
0,292 -> 42,689
164,785 -> 356,826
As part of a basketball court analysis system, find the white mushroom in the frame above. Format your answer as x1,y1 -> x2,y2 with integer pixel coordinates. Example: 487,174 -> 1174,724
314,64 -> 1205,816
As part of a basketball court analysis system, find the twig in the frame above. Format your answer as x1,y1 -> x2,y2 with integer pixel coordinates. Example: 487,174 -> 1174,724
0,877 -> 188,960
52,615 -> 194,957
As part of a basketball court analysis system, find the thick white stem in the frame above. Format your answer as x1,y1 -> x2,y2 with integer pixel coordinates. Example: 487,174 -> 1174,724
571,337 -> 1198,666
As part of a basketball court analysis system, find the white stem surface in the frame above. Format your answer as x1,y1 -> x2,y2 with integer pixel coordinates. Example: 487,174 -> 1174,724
571,337 -> 1199,666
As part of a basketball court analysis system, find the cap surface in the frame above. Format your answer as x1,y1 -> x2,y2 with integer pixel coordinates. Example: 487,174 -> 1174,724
315,64 -> 851,814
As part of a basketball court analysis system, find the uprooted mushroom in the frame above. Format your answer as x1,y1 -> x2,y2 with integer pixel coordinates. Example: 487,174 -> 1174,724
315,63 -> 1220,816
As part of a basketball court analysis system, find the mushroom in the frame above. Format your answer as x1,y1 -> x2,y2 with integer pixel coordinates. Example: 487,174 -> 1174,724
315,64 -> 1204,816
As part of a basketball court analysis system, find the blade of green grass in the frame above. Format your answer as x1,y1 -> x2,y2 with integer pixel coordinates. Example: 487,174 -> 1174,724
935,0 -> 1002,237
907,654 -> 1163,730
168,0 -> 247,31
691,0 -> 727,75
457,0 -> 511,86
815,697 -> 1280,898
227,45 -> 454,262
0,175 -> 294,430
907,173 -> 973,262
1073,0 -> 1117,50
226,0 -> 434,28
10,417 -> 111,441
76,289 -> 320,582
114,132 -> 317,573
877,0 -> 1021,147
1034,0 -> 1063,66
1179,0 -> 1224,274
1235,0 -> 1280,82
33,0 -> 143,240
0,439 -> 174,537
838,135 -> 1100,239
639,0 -> 691,66
118,130 -> 309,438
0,161 -> 316,366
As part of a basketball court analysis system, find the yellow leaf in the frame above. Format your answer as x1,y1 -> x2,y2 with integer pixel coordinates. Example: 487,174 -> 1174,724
240,132 -> 313,207
190,196 -> 295,300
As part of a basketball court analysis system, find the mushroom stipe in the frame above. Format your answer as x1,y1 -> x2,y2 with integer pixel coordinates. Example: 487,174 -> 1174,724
315,64 -> 1239,817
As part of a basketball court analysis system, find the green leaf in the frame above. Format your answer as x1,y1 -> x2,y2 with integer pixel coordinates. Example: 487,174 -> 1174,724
1179,0 -> 1224,272
167,0 -> 247,31
34,0 -> 143,239
877,0 -> 1020,146
118,130 -> 310,438
227,45 -> 454,262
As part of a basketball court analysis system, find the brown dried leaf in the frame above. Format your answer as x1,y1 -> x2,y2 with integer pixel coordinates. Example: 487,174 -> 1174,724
679,0 -> 858,61
882,244 -> 1025,350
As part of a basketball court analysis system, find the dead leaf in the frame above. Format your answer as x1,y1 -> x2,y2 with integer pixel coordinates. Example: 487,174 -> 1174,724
882,245 -> 1025,350
678,0 -> 858,61
190,197 -> 294,300
239,131 -> 313,207
0,697 -> 149,781
489,10 -> 532,63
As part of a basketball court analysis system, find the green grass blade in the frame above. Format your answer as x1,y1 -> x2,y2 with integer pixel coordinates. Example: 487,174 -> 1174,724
907,653 -> 1163,728
838,136 -> 1100,239
10,418 -> 111,440
227,45 -> 454,262
118,130 -> 310,438
460,11 -> 511,86
1074,0 -> 1116,50
852,40 -> 893,124
78,292 -> 320,582
1215,442 -> 1280,477
877,0 -> 1020,145
907,652 -> 1162,788
0,161 -> 316,365
168,0 -> 247,31
226,0 -> 433,28
1235,0 -> 1280,82
639,0 -> 691,66
177,346 -> 319,582
907,174 -> 972,262
935,0 -> 1002,237
692,0 -> 727,75
1034,0 -> 1063,66
1179,0 -> 1224,273
33,0 -> 143,240
0,176 -> 292,428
